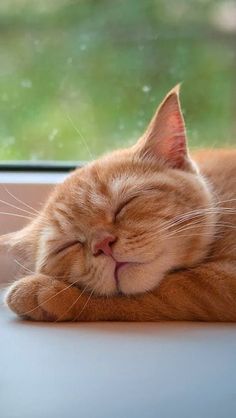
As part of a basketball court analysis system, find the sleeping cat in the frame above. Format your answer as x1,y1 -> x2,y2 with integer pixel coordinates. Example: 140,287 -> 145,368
1,85 -> 236,321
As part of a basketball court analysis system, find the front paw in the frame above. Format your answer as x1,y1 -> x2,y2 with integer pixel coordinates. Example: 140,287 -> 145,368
5,275 -> 80,321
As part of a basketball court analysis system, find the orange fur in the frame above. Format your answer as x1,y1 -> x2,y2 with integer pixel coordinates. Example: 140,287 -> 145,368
2,86 -> 236,322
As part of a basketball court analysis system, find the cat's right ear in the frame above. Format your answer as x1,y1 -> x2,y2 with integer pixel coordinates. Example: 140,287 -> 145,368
0,227 -> 33,260
0,232 -> 15,252
135,85 -> 196,172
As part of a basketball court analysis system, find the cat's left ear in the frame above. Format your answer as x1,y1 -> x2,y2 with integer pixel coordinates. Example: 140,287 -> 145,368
136,85 -> 195,172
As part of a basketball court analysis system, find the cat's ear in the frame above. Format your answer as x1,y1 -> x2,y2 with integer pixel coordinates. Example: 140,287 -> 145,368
0,227 -> 36,266
136,85 -> 195,171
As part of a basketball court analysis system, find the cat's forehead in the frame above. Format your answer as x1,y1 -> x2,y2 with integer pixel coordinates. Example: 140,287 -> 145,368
53,153 -> 171,218
74,165 -> 153,205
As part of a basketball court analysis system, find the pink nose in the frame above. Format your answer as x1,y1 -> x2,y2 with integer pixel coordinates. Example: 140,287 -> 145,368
92,234 -> 116,256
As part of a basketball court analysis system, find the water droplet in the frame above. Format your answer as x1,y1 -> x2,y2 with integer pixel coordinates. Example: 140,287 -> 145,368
3,136 -> 15,148
20,79 -> 32,89
142,85 -> 151,93
48,128 -> 59,141
137,120 -> 144,128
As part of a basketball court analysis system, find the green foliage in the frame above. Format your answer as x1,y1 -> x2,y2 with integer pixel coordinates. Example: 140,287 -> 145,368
0,0 -> 235,161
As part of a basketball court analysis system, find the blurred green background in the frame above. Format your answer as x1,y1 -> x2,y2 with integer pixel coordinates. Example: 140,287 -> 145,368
0,0 -> 235,162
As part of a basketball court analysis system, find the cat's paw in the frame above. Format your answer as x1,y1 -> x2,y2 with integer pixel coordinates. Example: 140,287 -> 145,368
5,275 -> 81,321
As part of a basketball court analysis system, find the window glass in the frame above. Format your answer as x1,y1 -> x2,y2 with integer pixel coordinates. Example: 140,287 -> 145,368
0,0 -> 235,162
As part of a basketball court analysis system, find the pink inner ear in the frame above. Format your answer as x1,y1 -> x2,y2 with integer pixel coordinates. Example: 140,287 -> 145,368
155,109 -> 187,169
138,86 -> 189,170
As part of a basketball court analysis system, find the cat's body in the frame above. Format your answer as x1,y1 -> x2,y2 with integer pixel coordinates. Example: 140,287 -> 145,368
2,87 -> 236,322
193,149 -> 236,264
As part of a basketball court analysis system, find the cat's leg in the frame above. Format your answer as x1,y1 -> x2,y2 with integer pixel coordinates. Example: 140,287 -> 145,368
69,261 -> 236,322
5,274 -> 156,322
5,275 -> 82,321
5,261 -> 236,322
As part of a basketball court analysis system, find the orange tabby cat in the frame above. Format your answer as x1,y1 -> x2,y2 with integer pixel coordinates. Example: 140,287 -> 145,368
1,85 -> 236,321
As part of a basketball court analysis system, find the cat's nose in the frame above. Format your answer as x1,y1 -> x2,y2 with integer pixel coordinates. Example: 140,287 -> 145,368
92,233 -> 116,256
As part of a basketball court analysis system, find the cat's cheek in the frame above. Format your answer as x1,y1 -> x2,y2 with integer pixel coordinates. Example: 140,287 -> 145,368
117,262 -> 164,295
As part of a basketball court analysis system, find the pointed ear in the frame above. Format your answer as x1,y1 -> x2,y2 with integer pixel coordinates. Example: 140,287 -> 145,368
136,85 -> 194,171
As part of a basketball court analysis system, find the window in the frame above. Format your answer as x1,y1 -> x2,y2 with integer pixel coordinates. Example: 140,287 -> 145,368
0,0 -> 235,164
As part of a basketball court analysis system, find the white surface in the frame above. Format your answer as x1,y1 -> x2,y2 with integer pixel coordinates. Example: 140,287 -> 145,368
1,296 -> 236,418
0,171 -> 67,184
1,172 -> 236,418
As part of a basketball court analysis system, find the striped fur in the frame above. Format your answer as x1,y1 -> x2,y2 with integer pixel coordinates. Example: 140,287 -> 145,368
3,86 -> 236,322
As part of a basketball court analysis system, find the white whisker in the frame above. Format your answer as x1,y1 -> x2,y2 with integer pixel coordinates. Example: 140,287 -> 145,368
3,185 -> 40,215
0,211 -> 33,220
75,289 -> 94,321
14,259 -> 34,274
0,198 -> 36,217
13,277 -> 82,317
56,284 -> 90,322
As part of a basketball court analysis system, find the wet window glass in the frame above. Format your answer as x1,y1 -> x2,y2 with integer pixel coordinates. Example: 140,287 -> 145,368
0,0 -> 235,162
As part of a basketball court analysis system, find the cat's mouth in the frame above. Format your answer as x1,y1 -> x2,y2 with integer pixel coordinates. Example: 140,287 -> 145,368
114,261 -> 129,283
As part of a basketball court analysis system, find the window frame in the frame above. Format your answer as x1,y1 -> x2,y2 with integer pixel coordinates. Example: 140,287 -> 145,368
0,161 -> 80,172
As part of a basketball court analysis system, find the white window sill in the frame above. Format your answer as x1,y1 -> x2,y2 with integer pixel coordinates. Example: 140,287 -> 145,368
1,171 -> 236,418
1,301 -> 236,418
0,171 -> 67,184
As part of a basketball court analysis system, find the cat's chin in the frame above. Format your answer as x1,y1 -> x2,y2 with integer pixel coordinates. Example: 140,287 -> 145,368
115,262 -> 163,295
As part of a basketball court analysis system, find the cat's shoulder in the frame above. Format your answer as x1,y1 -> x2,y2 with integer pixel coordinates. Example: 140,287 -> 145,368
193,148 -> 236,163
193,148 -> 236,200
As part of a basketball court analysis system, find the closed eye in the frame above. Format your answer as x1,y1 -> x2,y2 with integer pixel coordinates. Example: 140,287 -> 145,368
114,196 -> 139,219
53,240 -> 82,256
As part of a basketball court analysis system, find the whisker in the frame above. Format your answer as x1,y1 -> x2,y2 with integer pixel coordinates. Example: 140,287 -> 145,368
156,207 -> 236,235
63,109 -> 105,184
11,277 -> 82,317
64,110 -> 95,161
0,211 -> 33,220
3,185 -> 40,215
0,198 -> 36,217
14,259 -> 34,274
75,289 -> 94,321
164,221 -> 236,239
55,284 -> 90,322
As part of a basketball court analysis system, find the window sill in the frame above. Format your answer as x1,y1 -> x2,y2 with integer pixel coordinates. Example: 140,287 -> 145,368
0,170 -> 67,184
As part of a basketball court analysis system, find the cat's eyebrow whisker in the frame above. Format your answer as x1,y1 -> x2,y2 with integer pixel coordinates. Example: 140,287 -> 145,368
55,284 -> 90,322
63,110 -> 107,186
3,185 -> 40,215
64,110 -> 95,161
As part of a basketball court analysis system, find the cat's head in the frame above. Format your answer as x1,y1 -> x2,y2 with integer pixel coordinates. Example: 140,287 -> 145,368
1,86 -> 216,295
